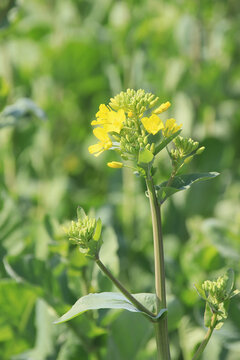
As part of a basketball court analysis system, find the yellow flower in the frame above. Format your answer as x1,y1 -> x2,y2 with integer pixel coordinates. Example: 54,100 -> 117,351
96,104 -> 109,120
107,161 -> 123,168
162,118 -> 182,137
88,128 -> 112,157
104,109 -> 125,134
91,104 -> 110,126
141,114 -> 164,135
91,106 -> 125,134
153,101 -> 171,114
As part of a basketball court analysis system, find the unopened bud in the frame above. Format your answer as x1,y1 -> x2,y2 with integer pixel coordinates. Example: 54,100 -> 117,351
107,161 -> 123,169
196,146 -> 205,155
150,143 -> 155,153
184,155 -> 194,164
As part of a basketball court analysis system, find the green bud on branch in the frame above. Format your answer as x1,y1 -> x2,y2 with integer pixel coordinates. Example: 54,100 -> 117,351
65,207 -> 102,259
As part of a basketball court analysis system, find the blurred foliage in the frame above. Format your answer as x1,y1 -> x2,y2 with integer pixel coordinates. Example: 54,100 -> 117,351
0,0 -> 240,359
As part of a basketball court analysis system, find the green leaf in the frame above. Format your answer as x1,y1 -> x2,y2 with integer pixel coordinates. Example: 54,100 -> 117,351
4,255 -> 75,304
194,284 -> 207,301
204,302 -> 212,328
225,268 -> 234,296
154,129 -> 181,155
93,218 -> 102,241
156,172 -> 219,202
106,310 -> 151,360
54,292 -> 166,324
0,280 -> 37,356
138,148 -> 154,164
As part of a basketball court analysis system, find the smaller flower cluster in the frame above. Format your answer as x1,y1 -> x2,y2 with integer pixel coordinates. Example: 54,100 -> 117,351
202,278 -> 228,305
170,136 -> 205,171
197,269 -> 240,330
65,208 -> 102,259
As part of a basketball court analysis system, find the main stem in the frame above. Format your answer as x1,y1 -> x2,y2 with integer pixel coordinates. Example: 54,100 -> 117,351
146,176 -> 171,360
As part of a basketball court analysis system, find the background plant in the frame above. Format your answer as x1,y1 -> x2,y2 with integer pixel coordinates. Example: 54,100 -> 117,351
0,1 -> 240,359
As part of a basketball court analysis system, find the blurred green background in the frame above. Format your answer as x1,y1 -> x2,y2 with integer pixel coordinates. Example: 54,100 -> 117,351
0,1 -> 240,359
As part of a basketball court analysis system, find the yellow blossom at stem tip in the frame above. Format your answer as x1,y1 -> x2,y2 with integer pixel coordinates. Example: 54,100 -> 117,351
141,114 -> 164,135
107,161 -> 123,168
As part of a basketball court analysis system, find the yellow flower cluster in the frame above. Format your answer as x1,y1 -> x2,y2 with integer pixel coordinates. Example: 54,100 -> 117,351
88,90 -> 182,163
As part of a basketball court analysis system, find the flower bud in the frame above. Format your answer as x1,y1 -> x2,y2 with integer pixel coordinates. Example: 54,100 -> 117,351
65,208 -> 102,259
107,161 -> 123,169
150,143 -> 155,153
184,155 -> 194,164
196,146 -> 205,155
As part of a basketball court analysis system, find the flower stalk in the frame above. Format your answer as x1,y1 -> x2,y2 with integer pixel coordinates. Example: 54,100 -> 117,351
146,176 -> 171,360
192,312 -> 217,360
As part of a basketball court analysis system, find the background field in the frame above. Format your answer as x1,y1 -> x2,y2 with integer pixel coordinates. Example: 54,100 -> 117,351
0,1 -> 240,359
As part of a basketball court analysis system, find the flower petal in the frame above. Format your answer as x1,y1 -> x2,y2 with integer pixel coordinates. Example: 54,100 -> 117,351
163,118 -> 182,137
141,114 -> 164,135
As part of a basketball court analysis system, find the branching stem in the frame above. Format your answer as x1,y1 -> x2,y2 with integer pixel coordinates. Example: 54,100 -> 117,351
95,258 -> 155,318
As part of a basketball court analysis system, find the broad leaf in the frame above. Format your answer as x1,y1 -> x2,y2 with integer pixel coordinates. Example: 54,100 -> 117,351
4,254 -> 75,304
54,292 -> 166,324
138,148 -> 154,164
156,172 -> 219,203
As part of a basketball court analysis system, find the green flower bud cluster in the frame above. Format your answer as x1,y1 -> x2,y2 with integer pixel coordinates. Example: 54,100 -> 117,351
65,208 -> 102,259
170,136 -> 205,168
119,125 -> 149,157
68,217 -> 96,245
202,275 -> 229,305
109,88 -> 159,116
196,269 -> 239,330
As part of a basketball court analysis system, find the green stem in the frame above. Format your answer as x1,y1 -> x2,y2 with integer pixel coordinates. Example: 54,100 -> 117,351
96,258 -> 155,318
146,176 -> 171,360
192,312 -> 217,360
